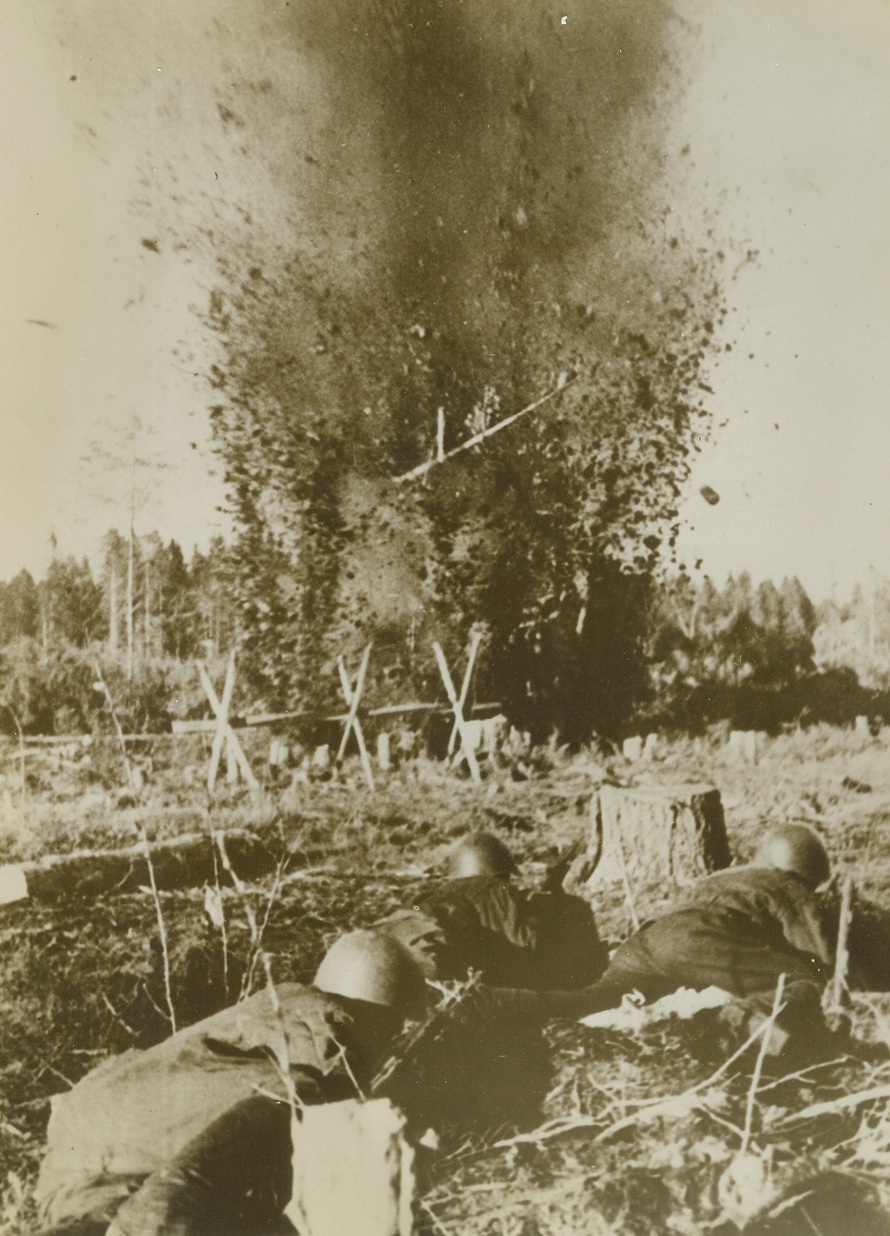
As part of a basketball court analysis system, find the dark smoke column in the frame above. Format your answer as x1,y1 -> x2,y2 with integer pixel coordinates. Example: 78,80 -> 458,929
200,0 -> 728,739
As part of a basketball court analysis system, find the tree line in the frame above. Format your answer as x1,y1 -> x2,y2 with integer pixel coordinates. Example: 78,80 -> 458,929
0,533 -> 237,662
643,571 -> 890,733
0,533 -> 239,737
3,540 -> 889,739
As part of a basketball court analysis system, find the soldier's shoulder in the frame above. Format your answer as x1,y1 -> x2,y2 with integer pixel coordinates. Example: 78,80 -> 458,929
420,874 -> 519,906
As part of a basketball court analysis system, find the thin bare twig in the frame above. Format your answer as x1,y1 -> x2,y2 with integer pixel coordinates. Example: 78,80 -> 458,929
257,952 -> 303,1117
8,706 -> 26,813
40,1060 -> 75,1090
825,875 -> 854,1012
211,827 -> 263,998
741,974 -> 787,1154
93,661 -> 177,1031
209,846 -> 230,1000
242,856 -> 287,1000
757,1058 -> 848,1093
491,1004 -> 785,1154
777,1082 -> 890,1127
421,1199 -> 454,1236
100,991 -> 139,1039
141,980 -> 173,1025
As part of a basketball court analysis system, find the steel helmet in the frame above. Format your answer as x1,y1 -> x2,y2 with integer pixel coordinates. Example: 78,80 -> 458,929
444,832 -> 517,879
754,824 -> 831,889
314,929 -> 428,1019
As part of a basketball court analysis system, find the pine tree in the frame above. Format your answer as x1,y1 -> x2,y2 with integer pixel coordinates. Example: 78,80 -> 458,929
0,571 -> 40,644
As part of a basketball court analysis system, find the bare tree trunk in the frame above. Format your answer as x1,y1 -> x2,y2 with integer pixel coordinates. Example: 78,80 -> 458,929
144,560 -> 151,660
126,452 -> 137,679
126,529 -> 134,680
109,569 -> 119,653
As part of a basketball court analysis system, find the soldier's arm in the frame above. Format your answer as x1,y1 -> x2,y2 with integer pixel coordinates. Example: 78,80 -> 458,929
473,981 -> 610,1023
104,1094 -> 294,1236
770,887 -> 835,967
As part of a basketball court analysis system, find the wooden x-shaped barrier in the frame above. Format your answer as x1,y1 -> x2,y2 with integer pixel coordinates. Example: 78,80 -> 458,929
337,644 -> 375,791
198,655 -> 259,792
445,630 -> 482,759
432,640 -> 482,783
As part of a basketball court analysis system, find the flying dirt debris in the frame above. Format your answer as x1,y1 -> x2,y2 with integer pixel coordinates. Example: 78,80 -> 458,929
699,485 -> 721,505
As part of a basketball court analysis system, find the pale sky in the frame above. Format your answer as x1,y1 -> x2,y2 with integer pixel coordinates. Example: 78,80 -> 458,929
674,0 -> 890,597
1,1 -> 889,600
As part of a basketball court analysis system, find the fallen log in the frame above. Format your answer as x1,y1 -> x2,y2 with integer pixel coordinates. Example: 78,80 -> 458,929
0,829 -> 285,907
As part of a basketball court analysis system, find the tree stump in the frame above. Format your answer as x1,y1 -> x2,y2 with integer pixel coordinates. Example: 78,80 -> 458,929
286,1098 -> 415,1236
573,783 -> 731,893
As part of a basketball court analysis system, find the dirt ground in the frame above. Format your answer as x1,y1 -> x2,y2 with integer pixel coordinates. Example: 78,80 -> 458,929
3,724 -> 890,1234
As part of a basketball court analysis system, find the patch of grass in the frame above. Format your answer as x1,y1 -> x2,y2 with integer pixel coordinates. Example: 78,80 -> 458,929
5,726 -> 890,1232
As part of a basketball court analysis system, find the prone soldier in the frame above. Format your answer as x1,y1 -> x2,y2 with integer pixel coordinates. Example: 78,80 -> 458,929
378,831 -> 609,990
34,931 -> 428,1236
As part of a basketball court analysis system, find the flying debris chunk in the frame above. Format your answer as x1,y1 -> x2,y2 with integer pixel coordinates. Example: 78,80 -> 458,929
26,319 -> 57,330
140,238 -> 160,253
699,485 -> 720,506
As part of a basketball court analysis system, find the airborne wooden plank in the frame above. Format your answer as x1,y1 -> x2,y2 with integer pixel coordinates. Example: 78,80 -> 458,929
393,375 -> 575,484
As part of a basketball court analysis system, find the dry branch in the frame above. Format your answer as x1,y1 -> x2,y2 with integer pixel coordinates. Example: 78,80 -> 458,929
491,1005 -> 783,1154
825,874 -> 854,1012
740,974 -> 787,1153
775,1083 -> 890,1127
